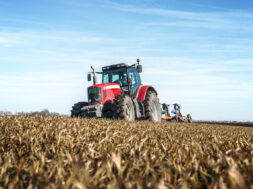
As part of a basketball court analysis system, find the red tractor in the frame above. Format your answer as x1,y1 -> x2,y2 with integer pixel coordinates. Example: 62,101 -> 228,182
71,59 -> 162,121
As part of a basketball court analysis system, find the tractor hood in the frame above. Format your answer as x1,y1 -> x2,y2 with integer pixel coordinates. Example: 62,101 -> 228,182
88,83 -> 121,91
88,83 -> 121,105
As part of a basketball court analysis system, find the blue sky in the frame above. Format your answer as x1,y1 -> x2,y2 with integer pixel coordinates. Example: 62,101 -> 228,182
0,0 -> 253,121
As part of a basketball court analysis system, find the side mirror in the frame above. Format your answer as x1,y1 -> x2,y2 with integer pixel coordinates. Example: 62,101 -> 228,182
137,65 -> 142,73
87,73 -> 91,81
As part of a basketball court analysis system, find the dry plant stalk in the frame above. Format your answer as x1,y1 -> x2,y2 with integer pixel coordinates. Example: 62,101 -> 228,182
0,115 -> 252,188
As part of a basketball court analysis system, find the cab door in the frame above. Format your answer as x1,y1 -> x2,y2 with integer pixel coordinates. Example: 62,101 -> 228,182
128,68 -> 142,96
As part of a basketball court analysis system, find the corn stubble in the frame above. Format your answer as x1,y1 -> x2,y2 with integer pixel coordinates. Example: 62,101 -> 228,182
0,115 -> 252,189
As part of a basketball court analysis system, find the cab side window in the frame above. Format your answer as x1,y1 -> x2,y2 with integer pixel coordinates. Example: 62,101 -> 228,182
129,72 -> 136,85
128,68 -> 141,95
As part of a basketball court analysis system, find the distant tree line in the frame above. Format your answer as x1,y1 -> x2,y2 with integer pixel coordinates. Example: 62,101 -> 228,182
0,111 -> 12,115
0,109 -> 63,116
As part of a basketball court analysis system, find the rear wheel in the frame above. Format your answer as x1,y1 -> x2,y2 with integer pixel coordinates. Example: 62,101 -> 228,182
114,95 -> 135,121
71,102 -> 88,117
144,91 -> 162,122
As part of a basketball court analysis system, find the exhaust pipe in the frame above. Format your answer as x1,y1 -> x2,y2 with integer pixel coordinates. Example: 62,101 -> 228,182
91,66 -> 97,85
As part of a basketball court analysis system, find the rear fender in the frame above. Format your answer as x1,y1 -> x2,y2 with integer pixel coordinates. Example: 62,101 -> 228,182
137,85 -> 157,101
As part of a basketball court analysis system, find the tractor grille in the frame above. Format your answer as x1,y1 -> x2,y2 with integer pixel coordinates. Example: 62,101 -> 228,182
88,87 -> 101,103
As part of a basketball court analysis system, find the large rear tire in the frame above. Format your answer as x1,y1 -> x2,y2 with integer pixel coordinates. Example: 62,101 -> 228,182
114,95 -> 135,121
144,91 -> 162,122
71,102 -> 88,117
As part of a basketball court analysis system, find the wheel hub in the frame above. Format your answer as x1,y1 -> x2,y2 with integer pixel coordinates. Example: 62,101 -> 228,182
126,103 -> 131,120
151,101 -> 158,121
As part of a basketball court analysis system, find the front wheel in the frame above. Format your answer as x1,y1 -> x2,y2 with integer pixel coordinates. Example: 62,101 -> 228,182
144,91 -> 162,122
71,102 -> 88,117
114,95 -> 135,121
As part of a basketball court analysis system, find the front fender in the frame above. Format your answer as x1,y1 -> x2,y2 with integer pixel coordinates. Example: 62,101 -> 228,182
137,85 -> 157,101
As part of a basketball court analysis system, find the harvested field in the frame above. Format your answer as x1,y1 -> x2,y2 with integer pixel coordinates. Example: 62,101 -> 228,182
0,115 -> 252,188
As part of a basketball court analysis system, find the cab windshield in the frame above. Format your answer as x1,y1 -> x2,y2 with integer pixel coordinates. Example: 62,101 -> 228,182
103,69 -> 128,89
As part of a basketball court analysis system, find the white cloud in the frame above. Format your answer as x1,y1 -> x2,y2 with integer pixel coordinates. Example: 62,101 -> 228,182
0,34 -> 24,47
65,0 -> 253,20
0,30 -> 117,48
114,6 -> 253,21
65,0 -> 253,31
145,21 -> 253,31
0,71 -> 90,114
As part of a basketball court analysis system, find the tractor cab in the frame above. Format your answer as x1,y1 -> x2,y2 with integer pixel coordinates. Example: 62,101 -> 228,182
102,63 -> 142,96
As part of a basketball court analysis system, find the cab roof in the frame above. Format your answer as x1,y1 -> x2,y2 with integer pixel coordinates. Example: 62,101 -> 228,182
102,63 -> 130,71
